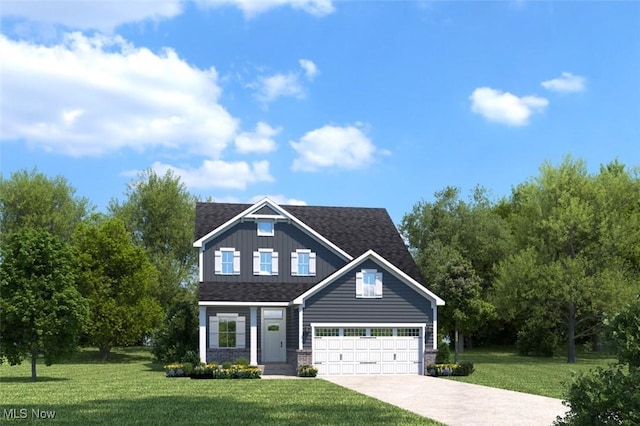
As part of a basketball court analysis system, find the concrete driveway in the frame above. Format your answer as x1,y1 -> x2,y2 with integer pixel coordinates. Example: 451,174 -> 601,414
323,375 -> 567,426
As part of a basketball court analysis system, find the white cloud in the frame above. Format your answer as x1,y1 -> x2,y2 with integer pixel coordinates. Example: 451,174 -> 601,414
235,122 -> 280,153
197,0 -> 334,18
290,125 -> 379,172
1,0 -> 183,32
142,160 -> 274,190
541,72 -> 586,93
248,195 -> 307,205
254,59 -> 318,104
256,72 -> 305,103
470,87 -> 548,126
0,33 -> 238,157
299,59 -> 318,80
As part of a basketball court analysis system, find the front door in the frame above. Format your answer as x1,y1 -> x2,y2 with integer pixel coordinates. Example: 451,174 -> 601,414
262,308 -> 286,362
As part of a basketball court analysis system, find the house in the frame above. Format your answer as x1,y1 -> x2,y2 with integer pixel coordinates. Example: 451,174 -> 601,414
194,198 -> 444,375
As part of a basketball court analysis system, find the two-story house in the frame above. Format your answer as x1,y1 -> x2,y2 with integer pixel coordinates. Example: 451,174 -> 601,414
194,198 -> 444,375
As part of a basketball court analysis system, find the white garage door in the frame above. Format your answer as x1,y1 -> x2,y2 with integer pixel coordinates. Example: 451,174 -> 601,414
312,326 -> 423,375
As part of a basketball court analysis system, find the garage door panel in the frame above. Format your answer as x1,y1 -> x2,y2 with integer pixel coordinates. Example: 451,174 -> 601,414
313,326 -> 422,376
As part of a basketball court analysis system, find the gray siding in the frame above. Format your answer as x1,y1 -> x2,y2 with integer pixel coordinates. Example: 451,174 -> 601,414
202,221 -> 346,283
286,307 -> 298,349
254,205 -> 279,215
302,259 -> 435,349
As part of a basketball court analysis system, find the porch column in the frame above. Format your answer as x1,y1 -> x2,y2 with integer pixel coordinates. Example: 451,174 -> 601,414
199,306 -> 207,364
432,305 -> 438,350
250,307 -> 257,365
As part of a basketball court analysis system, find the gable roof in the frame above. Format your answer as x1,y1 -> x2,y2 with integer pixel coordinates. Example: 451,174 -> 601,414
293,250 -> 445,306
194,199 -> 426,284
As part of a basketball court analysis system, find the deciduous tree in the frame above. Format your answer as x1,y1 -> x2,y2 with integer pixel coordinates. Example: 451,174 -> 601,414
73,217 -> 163,360
0,230 -> 88,381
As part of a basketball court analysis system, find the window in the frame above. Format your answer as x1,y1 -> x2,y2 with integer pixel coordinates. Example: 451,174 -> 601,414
214,248 -> 240,275
315,328 -> 339,337
290,249 -> 316,276
397,328 -> 420,337
355,269 -> 383,298
343,328 -> 366,337
209,314 -> 246,349
371,328 -> 393,337
253,249 -> 278,275
257,220 -> 274,236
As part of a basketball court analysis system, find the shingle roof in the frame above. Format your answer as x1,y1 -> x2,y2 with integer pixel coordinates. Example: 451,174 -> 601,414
199,282 -> 313,302
195,202 -> 425,284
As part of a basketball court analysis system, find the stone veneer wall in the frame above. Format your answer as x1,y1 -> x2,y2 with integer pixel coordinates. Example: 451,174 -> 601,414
288,349 -> 312,370
423,349 -> 437,374
206,348 -> 250,364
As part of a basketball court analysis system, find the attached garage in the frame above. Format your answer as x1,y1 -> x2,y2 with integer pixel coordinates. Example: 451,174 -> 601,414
312,325 -> 424,375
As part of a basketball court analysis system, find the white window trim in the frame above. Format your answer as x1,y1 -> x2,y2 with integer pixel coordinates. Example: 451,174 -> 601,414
209,314 -> 246,349
214,247 -> 240,275
355,268 -> 383,298
254,248 -> 278,276
291,249 -> 316,277
257,219 -> 274,236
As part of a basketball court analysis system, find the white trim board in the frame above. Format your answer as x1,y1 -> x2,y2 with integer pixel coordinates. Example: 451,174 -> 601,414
293,250 -> 445,306
193,197 -> 352,261
199,301 -> 289,307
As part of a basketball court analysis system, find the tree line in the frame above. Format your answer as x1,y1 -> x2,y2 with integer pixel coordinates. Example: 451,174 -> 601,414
1,156 -> 638,383
0,169 -> 198,381
400,156 -> 640,363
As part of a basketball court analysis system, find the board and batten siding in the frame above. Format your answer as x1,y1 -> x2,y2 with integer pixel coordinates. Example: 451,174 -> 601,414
202,221 -> 346,283
302,259 -> 435,350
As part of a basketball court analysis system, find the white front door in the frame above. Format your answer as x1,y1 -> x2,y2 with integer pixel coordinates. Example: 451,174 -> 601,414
262,308 -> 286,362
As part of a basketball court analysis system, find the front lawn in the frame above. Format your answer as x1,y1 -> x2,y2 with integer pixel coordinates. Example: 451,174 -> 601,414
450,346 -> 616,398
0,347 -> 440,425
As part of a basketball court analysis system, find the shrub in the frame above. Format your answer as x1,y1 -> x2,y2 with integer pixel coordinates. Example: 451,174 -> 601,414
181,350 -> 203,367
182,362 -> 194,376
233,357 -> 249,366
516,319 -> 558,357
152,300 -> 199,364
426,362 -> 474,377
436,339 -> 451,364
164,363 -> 187,377
222,361 -> 232,370
297,365 -> 318,377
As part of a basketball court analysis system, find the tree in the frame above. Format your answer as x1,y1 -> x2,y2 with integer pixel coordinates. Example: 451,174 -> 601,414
73,217 -> 163,360
433,256 -> 495,361
109,169 -> 198,310
151,299 -> 199,364
0,168 -> 91,241
495,157 -> 640,362
0,230 -> 88,381
400,186 -> 512,346
554,300 -> 640,425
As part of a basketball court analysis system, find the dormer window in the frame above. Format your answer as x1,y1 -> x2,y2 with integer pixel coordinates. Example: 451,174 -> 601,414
257,220 -> 274,236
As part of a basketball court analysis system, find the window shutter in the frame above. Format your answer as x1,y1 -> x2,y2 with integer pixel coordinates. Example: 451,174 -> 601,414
355,271 -> 364,297
309,252 -> 316,276
233,251 -> 241,275
236,316 -> 246,349
375,272 -> 383,297
291,252 -> 298,276
272,251 -> 279,275
253,251 -> 260,275
209,316 -> 219,349
214,250 -> 222,274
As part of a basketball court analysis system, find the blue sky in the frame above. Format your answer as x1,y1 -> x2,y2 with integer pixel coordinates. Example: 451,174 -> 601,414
1,1 -> 639,224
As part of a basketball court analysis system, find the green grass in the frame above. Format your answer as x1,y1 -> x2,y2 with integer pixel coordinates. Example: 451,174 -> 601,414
0,347 -> 440,425
449,346 -> 616,399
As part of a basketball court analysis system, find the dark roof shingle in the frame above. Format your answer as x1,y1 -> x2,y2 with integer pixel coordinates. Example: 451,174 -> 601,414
195,202 -> 425,284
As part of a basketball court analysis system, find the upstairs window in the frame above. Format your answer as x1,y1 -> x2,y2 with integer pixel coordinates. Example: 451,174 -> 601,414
291,249 -> 316,276
214,248 -> 240,275
253,249 -> 278,275
355,269 -> 383,298
257,220 -> 274,236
